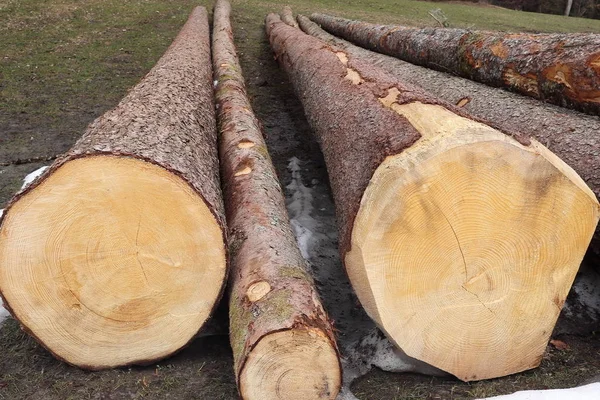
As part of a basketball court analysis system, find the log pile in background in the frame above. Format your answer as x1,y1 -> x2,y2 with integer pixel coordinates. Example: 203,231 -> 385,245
0,7 -> 227,369
213,1 -> 341,399
266,12 -> 599,381
310,13 -> 600,115
297,14 -> 600,263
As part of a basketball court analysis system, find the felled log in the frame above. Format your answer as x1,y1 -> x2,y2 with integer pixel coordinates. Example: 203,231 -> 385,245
0,7 -> 227,369
297,14 -> 600,262
310,13 -> 600,115
281,5 -> 299,28
267,13 -> 600,381
213,2 -> 340,399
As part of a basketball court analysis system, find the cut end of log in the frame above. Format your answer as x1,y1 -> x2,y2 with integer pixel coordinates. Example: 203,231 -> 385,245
239,328 -> 341,400
345,102 -> 599,381
0,155 -> 227,368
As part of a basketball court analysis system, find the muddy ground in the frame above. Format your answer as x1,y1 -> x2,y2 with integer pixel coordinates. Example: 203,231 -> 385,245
1,1 -> 600,399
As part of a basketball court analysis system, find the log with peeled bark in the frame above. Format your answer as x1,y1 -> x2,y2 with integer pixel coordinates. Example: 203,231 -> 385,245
281,5 -> 299,28
0,7 -> 227,370
267,13 -> 600,381
297,14 -> 600,263
310,13 -> 600,115
213,2 -> 340,399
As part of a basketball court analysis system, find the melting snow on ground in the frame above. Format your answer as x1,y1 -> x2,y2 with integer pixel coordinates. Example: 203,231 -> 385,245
479,382 -> 600,399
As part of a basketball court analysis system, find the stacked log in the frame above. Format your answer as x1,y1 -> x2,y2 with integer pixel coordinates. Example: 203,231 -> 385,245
266,12 -> 599,381
0,7 -> 227,369
310,13 -> 600,115
297,14 -> 600,262
281,5 -> 299,28
213,1 -> 341,399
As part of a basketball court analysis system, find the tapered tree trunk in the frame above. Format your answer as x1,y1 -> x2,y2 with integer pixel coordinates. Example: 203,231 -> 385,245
213,2 -> 340,399
565,0 -> 573,16
298,14 -> 600,262
0,7 -> 227,370
267,13 -> 599,381
310,13 -> 600,115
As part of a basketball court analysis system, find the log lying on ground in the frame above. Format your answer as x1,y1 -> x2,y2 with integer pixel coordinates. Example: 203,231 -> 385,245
267,13 -> 600,381
310,13 -> 600,115
213,2 -> 340,399
281,5 -> 299,28
297,14 -> 600,262
0,7 -> 227,369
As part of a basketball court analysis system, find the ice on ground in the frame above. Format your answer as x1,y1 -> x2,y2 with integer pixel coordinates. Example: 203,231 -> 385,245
286,157 -> 317,260
21,166 -> 48,189
479,382 -> 600,399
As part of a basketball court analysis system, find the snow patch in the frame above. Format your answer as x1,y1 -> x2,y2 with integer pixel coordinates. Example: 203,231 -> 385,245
21,166 -> 48,189
479,382 -> 600,399
286,157 -> 316,260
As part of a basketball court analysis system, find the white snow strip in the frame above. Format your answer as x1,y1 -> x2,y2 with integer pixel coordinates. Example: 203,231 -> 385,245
286,157 -> 316,260
479,382 -> 600,400
21,166 -> 48,189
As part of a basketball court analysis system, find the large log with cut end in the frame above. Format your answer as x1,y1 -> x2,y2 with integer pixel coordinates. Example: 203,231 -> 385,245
0,7 -> 227,369
267,13 -> 599,381
297,14 -> 600,263
310,13 -> 600,115
213,2 -> 341,399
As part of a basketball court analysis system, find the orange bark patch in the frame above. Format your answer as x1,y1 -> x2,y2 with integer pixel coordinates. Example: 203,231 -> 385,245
490,42 -> 508,59
544,64 -> 573,90
503,67 -> 539,97
590,53 -> 600,74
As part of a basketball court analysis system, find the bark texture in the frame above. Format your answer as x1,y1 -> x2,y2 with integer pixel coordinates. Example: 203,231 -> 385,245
0,6 -> 226,366
266,12 -> 534,260
298,14 -> 600,260
310,13 -> 600,115
213,1 -> 340,396
281,5 -> 299,28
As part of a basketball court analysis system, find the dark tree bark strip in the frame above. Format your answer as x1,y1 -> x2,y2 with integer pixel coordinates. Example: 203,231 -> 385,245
213,2 -> 340,399
267,13 -> 599,381
281,5 -> 299,28
298,14 -> 600,261
0,7 -> 227,370
310,13 -> 600,115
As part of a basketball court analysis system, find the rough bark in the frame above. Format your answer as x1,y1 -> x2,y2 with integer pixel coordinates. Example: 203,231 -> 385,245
213,2 -> 340,399
267,13 -> 599,381
0,7 -> 227,369
310,13 -> 600,115
281,5 -> 299,28
298,14 -> 600,261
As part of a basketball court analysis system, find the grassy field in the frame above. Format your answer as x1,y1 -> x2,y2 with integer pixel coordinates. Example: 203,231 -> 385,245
1,0 -> 600,399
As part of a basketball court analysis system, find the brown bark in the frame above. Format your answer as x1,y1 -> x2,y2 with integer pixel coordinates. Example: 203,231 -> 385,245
310,13 -> 600,115
213,2 -> 340,398
298,14 -> 600,261
281,5 -> 299,28
0,6 -> 227,368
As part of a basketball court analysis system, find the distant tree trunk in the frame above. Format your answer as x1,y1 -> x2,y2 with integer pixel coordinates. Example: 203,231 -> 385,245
565,0 -> 574,15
